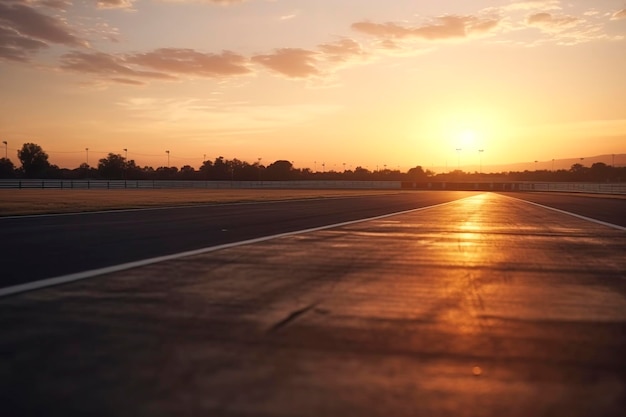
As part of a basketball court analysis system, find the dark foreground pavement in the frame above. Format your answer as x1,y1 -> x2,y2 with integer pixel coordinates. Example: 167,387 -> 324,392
1,193 -> 625,416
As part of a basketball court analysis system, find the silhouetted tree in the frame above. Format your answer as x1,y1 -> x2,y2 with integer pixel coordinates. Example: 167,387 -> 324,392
98,153 -> 127,179
0,157 -> 16,178
179,165 -> 197,180
18,143 -> 51,178
124,160 -> 142,180
212,157 -> 230,180
199,160 -> 213,180
73,163 -> 97,179
407,165 -> 428,181
590,162 -> 610,181
155,166 -> 178,180
265,160 -> 293,180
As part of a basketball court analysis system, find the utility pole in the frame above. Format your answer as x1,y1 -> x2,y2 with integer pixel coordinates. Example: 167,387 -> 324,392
2,141 -> 7,159
85,148 -> 89,166
166,150 -> 170,167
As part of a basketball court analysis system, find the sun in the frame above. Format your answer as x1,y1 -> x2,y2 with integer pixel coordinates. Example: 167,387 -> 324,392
458,129 -> 476,149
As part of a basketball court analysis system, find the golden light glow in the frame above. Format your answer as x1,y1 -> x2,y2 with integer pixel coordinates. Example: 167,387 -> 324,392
0,1 -> 624,170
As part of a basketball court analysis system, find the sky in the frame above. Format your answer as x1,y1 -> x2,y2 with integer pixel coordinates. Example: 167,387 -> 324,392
1,0 -> 625,172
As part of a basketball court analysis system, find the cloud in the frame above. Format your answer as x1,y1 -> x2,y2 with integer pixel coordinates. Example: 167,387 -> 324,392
521,10 -> 619,45
0,0 -> 85,61
0,1 -> 82,45
38,0 -> 73,10
252,48 -> 320,78
611,9 -> 626,20
351,15 -> 501,42
0,26 -> 48,61
503,0 -> 561,12
127,48 -> 252,77
60,48 -> 253,84
527,12 -> 579,28
159,0 -> 247,4
96,0 -> 136,10
60,51 -> 175,82
317,38 -> 365,62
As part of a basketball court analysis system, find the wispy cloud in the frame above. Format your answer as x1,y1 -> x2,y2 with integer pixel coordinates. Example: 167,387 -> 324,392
38,0 -> 73,10
527,12 -> 579,28
127,48 -> 252,77
96,0 -> 136,10
116,96 -> 342,136
60,48 -> 252,84
0,0 -> 85,61
317,38 -> 366,62
60,51 -> 175,83
159,0 -> 247,4
252,48 -> 321,78
523,9 -> 620,45
352,14 -> 501,44
502,0 -> 562,12
611,9 -> 626,20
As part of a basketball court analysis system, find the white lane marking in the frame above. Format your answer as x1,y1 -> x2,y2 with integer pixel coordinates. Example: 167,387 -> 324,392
0,196 -> 475,297
0,193 -> 403,220
500,194 -> 626,232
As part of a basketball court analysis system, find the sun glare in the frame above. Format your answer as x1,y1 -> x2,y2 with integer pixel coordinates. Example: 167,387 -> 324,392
459,129 -> 476,148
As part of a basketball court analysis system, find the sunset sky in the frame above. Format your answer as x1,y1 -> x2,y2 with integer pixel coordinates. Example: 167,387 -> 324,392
1,0 -> 625,172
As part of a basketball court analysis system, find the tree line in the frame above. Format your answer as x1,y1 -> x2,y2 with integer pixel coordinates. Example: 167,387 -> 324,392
0,143 -> 624,182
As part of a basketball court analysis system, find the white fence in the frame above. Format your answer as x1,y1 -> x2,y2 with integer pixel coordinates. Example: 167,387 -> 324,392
0,180 -> 624,194
0,179 -> 402,190
517,182 -> 626,194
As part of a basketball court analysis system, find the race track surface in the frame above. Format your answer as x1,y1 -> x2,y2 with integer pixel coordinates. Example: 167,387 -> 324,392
0,191 -> 472,287
1,192 -> 625,417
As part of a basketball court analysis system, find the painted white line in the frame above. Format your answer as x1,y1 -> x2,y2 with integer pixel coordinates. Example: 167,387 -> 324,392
0,193 -> 402,220
0,197 -> 472,297
500,194 -> 626,232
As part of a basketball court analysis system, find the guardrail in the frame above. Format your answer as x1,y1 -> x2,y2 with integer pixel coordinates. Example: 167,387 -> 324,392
403,181 -> 626,194
516,182 -> 626,194
0,179 -> 402,190
1,180 -> 624,194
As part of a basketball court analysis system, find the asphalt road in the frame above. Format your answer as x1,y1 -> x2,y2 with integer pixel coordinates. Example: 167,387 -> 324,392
1,192 -> 625,417
0,191 -> 474,287
501,192 -> 626,227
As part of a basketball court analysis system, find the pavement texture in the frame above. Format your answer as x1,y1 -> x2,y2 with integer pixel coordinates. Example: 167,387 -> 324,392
1,192 -> 626,417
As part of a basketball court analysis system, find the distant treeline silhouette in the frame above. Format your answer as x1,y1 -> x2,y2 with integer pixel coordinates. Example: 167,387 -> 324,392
0,143 -> 624,182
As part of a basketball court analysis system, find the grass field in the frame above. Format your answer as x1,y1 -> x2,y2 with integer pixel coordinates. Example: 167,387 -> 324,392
0,189 -> 402,216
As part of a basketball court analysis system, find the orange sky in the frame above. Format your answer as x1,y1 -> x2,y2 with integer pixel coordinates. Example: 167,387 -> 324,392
1,0 -> 625,172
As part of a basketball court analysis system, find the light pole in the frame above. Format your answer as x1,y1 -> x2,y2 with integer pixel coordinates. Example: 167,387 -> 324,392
257,157 -> 262,181
123,148 -> 128,180
2,141 -> 7,159
343,162 -> 346,172
456,148 -> 462,170
166,150 -> 170,167
552,158 -> 555,171
85,148 -> 89,166
478,149 -> 484,174
534,160 -> 538,171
